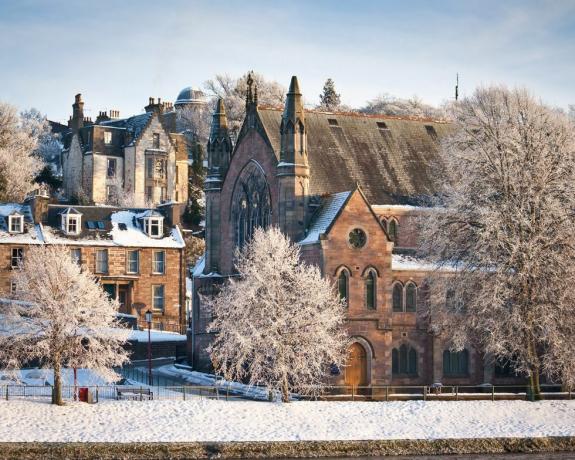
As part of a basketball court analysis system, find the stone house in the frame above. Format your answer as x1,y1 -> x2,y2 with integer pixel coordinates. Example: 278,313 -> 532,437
0,191 -> 187,332
61,94 -> 189,208
191,75 -> 517,386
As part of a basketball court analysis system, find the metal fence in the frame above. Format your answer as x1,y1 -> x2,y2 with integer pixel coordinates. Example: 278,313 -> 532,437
1,382 -> 571,403
305,384 -> 573,402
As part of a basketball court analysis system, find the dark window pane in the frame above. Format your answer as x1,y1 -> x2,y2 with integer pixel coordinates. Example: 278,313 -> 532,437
365,272 -> 376,310
406,283 -> 417,312
392,284 -> 403,312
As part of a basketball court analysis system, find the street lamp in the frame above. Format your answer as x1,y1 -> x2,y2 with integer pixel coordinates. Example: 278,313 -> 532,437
145,309 -> 153,386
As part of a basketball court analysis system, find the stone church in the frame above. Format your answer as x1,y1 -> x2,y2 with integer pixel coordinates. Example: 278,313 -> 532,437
191,76 -> 516,387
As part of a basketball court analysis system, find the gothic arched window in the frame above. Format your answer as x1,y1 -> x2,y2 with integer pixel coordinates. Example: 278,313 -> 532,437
392,283 -> 403,312
232,162 -> 272,248
405,282 -> 417,312
338,270 -> 349,307
388,219 -> 398,243
365,270 -> 376,310
392,344 -> 418,375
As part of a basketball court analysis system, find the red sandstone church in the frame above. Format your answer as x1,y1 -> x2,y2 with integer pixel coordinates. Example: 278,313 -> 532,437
190,75 -> 517,387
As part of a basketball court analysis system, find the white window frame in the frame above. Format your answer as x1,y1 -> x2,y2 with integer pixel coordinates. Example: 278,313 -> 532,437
11,247 -> 23,269
62,214 -> 81,235
95,249 -> 109,274
127,250 -> 139,274
104,131 -> 112,145
152,250 -> 165,274
145,217 -> 163,238
152,284 -> 165,311
8,215 -> 23,234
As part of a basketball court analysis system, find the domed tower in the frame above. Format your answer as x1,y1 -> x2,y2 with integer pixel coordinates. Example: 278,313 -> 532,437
174,86 -> 208,134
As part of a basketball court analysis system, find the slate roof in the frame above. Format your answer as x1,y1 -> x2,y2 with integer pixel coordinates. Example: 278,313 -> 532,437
101,112 -> 154,146
257,108 -> 452,205
41,205 -> 184,248
0,204 -> 43,244
299,191 -> 351,245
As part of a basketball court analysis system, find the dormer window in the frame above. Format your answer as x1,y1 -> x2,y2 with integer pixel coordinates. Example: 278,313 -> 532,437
8,215 -> 23,233
143,217 -> 163,238
104,131 -> 112,145
60,208 -> 82,235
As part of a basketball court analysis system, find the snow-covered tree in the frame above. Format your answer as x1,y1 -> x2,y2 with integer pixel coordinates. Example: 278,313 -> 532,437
360,93 -> 445,119
20,108 -> 61,164
207,227 -> 349,402
418,86 -> 575,399
204,72 -> 286,137
318,78 -> 342,111
0,102 -> 44,201
0,245 -> 130,405
568,104 -> 575,122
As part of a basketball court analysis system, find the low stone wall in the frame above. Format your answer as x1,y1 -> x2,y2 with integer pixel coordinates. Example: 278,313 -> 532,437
0,436 -> 573,459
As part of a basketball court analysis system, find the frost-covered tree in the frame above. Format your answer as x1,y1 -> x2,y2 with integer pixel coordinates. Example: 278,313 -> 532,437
207,227 -> 349,402
419,86 -> 575,399
20,108 -> 61,164
568,104 -> 575,122
0,102 -> 44,201
204,72 -> 286,137
360,93 -> 445,119
318,78 -> 342,111
0,245 -> 130,405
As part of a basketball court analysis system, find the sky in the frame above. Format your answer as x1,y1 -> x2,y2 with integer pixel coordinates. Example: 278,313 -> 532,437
1,0 -> 574,124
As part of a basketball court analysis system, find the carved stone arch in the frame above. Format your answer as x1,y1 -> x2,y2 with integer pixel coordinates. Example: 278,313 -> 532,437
361,266 -> 380,278
230,160 -> 272,248
346,336 -> 375,386
334,264 -> 353,277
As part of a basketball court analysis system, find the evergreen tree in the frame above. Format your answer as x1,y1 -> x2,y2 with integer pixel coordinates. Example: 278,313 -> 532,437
318,78 -> 341,111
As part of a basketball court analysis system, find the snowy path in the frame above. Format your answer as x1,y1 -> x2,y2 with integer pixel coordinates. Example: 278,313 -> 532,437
0,399 -> 574,442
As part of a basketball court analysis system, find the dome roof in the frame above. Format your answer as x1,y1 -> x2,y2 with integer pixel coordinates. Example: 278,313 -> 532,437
174,86 -> 206,106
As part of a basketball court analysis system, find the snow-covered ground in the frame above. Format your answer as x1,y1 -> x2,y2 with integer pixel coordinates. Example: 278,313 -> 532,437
0,399 -> 573,442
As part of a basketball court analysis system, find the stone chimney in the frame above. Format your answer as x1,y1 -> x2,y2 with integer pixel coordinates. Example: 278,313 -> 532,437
26,188 -> 50,224
69,93 -> 84,133
95,111 -> 111,124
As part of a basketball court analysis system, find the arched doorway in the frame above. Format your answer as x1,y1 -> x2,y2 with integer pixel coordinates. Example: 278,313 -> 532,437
345,342 -> 368,387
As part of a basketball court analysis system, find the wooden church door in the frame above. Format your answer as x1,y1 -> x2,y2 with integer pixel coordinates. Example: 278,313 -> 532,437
345,342 -> 367,387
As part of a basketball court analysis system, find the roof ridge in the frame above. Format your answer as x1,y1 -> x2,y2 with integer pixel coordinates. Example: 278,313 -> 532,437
257,105 -> 450,124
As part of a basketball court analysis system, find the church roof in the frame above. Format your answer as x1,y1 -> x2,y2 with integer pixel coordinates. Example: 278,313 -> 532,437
257,108 -> 452,205
299,191 -> 351,245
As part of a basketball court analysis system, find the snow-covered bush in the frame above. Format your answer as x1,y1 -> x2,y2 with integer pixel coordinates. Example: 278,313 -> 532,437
0,245 -> 130,405
207,227 -> 349,402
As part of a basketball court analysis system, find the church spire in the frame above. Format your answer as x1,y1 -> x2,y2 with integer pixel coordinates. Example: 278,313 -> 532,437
207,97 -> 232,181
280,76 -> 307,162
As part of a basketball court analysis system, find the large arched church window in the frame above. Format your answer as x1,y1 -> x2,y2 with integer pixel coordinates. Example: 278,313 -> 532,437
231,161 -> 272,248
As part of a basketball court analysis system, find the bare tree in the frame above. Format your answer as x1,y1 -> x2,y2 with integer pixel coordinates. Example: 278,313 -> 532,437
0,245 -> 130,405
0,102 -> 44,201
360,93 -> 446,119
419,86 -> 575,399
207,227 -> 349,402
204,72 -> 286,137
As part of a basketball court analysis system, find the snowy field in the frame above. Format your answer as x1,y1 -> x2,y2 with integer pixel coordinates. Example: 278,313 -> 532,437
0,399 -> 573,442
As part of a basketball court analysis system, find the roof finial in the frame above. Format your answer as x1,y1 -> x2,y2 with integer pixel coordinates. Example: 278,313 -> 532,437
246,71 -> 254,109
455,73 -> 459,101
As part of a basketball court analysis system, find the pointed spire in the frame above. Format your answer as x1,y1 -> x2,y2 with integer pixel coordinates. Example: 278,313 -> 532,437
210,98 -> 229,141
283,76 -> 304,124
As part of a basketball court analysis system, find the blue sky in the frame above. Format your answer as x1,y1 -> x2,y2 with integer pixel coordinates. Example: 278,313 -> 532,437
1,0 -> 574,123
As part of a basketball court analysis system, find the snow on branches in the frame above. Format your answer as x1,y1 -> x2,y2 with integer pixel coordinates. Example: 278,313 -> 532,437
419,86 -> 575,397
207,227 -> 349,402
0,102 -> 45,202
0,245 -> 129,405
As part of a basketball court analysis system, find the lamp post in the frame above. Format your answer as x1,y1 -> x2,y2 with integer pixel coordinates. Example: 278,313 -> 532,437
145,309 -> 153,386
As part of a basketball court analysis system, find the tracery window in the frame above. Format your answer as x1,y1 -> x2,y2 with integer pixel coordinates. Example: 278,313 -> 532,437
392,344 -> 418,375
232,162 -> 272,248
392,283 -> 403,312
405,282 -> 417,312
337,269 -> 349,307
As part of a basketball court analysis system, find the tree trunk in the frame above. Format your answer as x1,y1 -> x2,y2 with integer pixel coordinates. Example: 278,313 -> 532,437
52,358 -> 64,406
527,336 -> 542,401
281,375 -> 290,403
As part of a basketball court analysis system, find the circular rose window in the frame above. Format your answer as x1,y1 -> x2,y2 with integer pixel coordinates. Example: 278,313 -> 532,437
348,228 -> 367,249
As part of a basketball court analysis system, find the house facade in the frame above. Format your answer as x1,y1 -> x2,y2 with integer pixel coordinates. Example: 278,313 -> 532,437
61,94 -> 189,207
191,75 -> 518,387
0,191 -> 187,332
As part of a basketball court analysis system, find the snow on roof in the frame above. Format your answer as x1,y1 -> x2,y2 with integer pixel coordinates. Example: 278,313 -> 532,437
109,211 -> 184,248
0,204 -> 44,245
192,254 -> 205,277
392,254 -> 457,272
372,204 -> 431,213
299,191 -> 351,245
